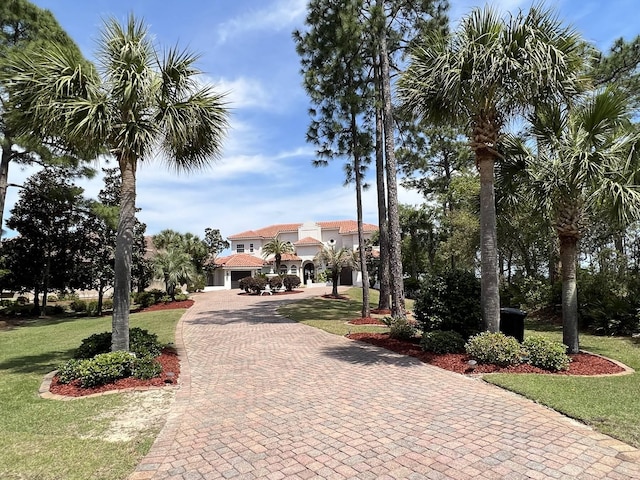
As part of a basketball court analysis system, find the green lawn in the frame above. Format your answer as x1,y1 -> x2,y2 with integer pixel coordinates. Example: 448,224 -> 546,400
0,309 -> 184,480
283,289 -> 640,449
278,287 -> 413,336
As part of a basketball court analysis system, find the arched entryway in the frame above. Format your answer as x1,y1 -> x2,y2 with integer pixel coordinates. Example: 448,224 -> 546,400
303,262 -> 315,282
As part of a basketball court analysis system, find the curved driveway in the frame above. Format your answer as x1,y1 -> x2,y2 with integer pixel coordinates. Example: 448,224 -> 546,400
130,287 -> 640,479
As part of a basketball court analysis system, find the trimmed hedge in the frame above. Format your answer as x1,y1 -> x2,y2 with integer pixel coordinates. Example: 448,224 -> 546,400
421,330 -> 466,354
465,332 -> 521,367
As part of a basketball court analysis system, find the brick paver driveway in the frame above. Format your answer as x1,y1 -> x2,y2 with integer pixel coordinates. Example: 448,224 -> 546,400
130,288 -> 640,479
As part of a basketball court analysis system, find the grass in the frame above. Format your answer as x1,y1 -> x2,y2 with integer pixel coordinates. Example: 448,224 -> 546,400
282,290 -> 640,449
278,287 -> 414,337
485,323 -> 640,448
0,308 -> 184,480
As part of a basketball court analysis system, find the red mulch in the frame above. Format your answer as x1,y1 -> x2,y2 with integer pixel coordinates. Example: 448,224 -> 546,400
349,317 -> 386,325
140,299 -> 194,312
49,347 -> 180,397
347,333 -> 626,376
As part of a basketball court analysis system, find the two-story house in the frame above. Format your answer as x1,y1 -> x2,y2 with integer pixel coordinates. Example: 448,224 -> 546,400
206,220 -> 378,290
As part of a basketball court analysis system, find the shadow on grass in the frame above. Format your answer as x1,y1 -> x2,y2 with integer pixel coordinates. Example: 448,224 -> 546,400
321,343 -> 420,368
0,348 -> 75,374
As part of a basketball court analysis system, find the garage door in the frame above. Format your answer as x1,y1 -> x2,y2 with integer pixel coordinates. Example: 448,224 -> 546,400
231,271 -> 252,289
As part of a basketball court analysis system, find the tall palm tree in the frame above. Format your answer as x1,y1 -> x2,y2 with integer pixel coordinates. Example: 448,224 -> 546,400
399,5 -> 584,332
314,245 -> 356,297
3,15 -> 229,351
153,248 -> 195,301
503,88 -> 640,353
262,238 -> 294,273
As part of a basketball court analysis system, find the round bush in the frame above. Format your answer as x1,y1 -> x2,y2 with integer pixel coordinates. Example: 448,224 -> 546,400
56,359 -> 83,384
421,330 -> 466,354
75,351 -> 135,388
414,270 -> 483,339
133,357 -> 163,380
465,332 -> 522,366
523,336 -> 570,371
74,327 -> 162,359
268,275 -> 283,289
70,299 -> 87,313
283,275 -> 301,291
387,316 -> 416,340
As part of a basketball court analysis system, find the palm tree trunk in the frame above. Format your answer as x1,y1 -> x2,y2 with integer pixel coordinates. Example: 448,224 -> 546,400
332,270 -> 339,297
560,235 -> 579,354
374,59 -> 391,311
0,141 -> 12,237
477,153 -> 500,332
378,12 -> 405,318
112,157 -> 136,352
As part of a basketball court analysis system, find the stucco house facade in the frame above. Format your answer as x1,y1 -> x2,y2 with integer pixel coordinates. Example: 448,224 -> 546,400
206,220 -> 378,290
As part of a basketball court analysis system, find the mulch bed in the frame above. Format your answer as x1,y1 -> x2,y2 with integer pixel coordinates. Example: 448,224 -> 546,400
140,299 -> 194,312
49,347 -> 181,397
349,317 -> 386,325
347,332 -> 626,376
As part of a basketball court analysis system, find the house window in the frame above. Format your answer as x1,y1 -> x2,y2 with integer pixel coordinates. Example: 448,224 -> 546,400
237,244 -> 245,253
290,265 -> 297,275
280,265 -> 288,275
249,243 -> 254,253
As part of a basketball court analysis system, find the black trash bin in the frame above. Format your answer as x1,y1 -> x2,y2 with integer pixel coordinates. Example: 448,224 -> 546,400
499,307 -> 527,342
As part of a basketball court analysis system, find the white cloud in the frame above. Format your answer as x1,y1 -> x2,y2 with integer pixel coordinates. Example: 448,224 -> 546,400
216,0 -> 307,44
205,75 -> 274,110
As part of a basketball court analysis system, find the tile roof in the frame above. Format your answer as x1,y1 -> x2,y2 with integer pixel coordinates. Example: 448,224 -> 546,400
214,253 -> 266,268
294,236 -> 323,246
228,220 -> 377,239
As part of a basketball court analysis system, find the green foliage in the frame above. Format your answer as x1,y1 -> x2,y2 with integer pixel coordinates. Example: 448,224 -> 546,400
74,351 -> 136,388
102,298 -> 113,311
421,330 -> 466,354
268,275 -> 283,289
465,332 -> 522,366
132,289 -> 165,308
187,274 -> 206,293
47,295 -> 58,302
414,270 -> 483,339
55,359 -> 83,384
502,276 -> 551,311
132,356 -> 162,380
283,275 -> 301,291
578,269 -> 640,336
315,270 -> 328,282
239,276 -> 267,294
403,277 -> 421,300
70,299 -> 87,313
385,316 -> 417,340
174,293 -> 189,302
522,336 -> 570,371
74,327 -> 161,359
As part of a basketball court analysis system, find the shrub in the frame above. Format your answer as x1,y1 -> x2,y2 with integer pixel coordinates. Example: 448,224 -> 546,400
268,275 -> 283,289
315,270 -> 328,283
70,299 -> 87,313
75,351 -> 136,388
74,328 -> 162,359
47,294 -> 58,303
238,276 -> 254,293
283,275 -> 301,291
385,316 -> 417,340
74,331 -> 112,359
16,296 -> 28,305
187,275 -> 206,293
414,270 -> 483,340
45,305 -> 65,315
133,356 -> 162,380
421,330 -> 466,354
403,277 -> 421,300
133,289 -> 166,308
523,337 -> 570,371
102,298 -> 113,311
56,359 -> 83,384
174,293 -> 189,302
465,332 -> 522,366
87,300 -> 100,316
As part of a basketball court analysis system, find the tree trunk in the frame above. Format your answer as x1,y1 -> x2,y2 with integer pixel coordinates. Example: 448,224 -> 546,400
112,157 -> 136,352
378,11 -> 405,318
374,67 -> 391,311
348,105 -> 370,318
560,235 -> 579,354
477,153 -> 500,332
332,270 -> 339,297
97,280 -> 104,317
0,141 -> 12,237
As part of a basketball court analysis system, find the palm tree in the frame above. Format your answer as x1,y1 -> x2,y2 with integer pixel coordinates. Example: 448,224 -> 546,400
399,5 -> 584,332
153,248 -> 195,301
262,238 -> 294,273
503,88 -> 640,353
314,246 -> 356,297
3,15 -> 229,351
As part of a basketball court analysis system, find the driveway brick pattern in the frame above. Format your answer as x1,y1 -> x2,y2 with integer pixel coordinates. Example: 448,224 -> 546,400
130,288 -> 640,479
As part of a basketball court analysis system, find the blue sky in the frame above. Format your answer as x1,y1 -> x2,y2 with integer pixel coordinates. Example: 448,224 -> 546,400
10,0 -> 639,241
